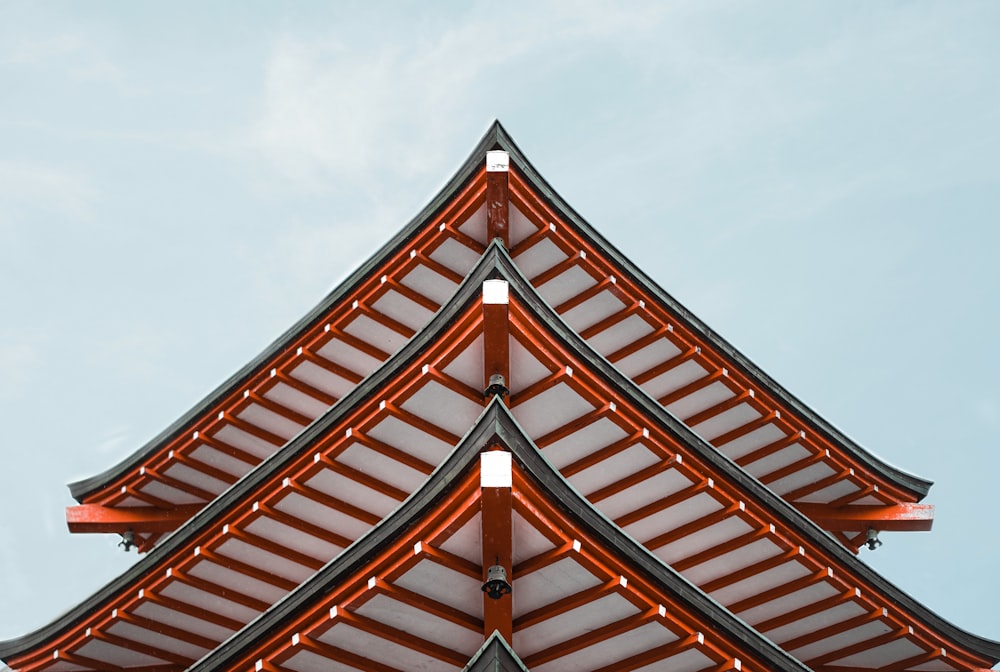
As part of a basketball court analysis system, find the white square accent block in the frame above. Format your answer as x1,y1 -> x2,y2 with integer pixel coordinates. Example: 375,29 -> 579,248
483,279 -> 509,305
486,150 -> 509,172
481,451 -> 512,488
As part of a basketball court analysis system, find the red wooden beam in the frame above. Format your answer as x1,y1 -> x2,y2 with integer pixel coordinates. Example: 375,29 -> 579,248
481,450 -> 513,642
485,150 -> 509,246
794,503 -> 934,532
483,279 -> 511,401
66,503 -> 202,534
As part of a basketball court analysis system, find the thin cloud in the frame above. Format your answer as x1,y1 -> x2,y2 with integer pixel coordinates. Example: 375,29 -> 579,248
0,161 -> 98,221
247,2 -> 666,195
0,341 -> 38,402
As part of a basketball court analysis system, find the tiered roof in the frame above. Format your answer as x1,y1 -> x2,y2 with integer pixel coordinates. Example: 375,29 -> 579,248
1,122 -> 995,672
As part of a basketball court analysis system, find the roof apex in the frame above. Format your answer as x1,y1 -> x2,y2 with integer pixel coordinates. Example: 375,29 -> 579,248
462,631 -> 529,672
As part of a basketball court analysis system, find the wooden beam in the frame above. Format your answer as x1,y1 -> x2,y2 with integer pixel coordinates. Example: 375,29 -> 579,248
794,503 -> 934,532
66,503 -> 202,534
486,150 -> 510,246
481,450 -> 513,642
483,279 -> 510,402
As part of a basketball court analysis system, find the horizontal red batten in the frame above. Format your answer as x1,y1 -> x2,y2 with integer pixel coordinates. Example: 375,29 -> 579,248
66,504 -> 203,534
794,503 -> 934,532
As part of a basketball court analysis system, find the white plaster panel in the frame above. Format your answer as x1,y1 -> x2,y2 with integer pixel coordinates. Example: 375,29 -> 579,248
399,263 -> 460,305
342,313 -> 409,356
588,313 -> 656,358
561,290 -> 626,331
541,416 -> 630,470
264,381 -> 330,418
614,337 -> 683,377
715,422 -> 787,460
428,237 -> 482,276
511,382 -> 595,441
237,402 -> 304,441
289,359 -> 354,399
512,557 -> 602,617
316,337 -> 383,376
371,287 -> 437,330
401,379 -> 484,437
535,265 -> 598,307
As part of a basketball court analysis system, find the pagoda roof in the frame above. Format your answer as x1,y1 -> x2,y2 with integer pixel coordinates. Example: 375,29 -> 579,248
186,399 -> 812,672
66,123 -> 930,551
5,243 -> 996,671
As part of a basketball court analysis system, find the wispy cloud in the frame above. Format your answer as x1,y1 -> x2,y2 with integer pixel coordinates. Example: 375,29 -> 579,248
247,2 -> 664,194
1,32 -> 125,84
3,34 -> 87,65
0,161 -> 98,221
0,340 -> 37,402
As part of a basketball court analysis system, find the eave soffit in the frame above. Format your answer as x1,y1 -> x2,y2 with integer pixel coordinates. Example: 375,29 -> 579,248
8,242 -> 996,667
186,398 -> 813,672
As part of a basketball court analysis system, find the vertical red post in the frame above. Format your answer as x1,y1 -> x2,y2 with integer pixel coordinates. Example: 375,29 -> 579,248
486,150 -> 510,247
480,450 -> 513,643
482,279 -> 510,404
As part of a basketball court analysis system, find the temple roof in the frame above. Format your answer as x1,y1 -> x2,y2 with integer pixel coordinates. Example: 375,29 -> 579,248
3,123 -> 995,672
67,121 -> 932,552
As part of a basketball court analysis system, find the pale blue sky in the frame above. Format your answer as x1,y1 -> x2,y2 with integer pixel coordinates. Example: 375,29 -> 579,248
1,0 -> 998,649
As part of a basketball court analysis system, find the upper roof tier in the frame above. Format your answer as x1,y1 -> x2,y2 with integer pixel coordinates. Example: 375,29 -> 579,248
68,121 -> 930,554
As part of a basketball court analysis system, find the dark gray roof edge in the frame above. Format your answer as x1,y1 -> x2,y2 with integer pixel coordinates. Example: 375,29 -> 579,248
190,399 -> 812,672
491,126 -> 932,500
463,631 -> 529,672
0,243 -> 509,663
67,121 -> 507,503
490,247 -> 1000,663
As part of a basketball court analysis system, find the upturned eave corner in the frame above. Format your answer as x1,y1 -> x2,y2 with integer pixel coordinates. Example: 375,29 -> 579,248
62,120 -> 515,516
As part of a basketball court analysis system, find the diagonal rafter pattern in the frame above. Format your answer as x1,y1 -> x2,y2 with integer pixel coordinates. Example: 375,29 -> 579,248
2,123 -> 996,672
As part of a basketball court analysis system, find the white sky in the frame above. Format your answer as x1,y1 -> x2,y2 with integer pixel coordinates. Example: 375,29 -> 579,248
1,0 -> 998,650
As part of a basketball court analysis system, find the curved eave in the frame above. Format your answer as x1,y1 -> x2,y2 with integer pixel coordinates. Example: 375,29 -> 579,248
0,242 -> 510,664
66,121 -> 507,504
491,125 -> 933,501
492,244 -> 1000,662
188,398 -> 812,672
